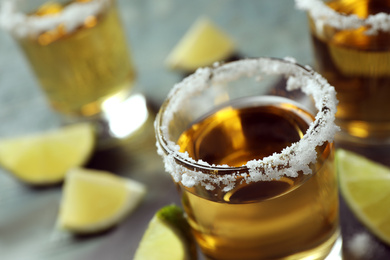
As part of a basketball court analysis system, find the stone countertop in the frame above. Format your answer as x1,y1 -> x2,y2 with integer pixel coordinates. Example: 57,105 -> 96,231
0,0 -> 389,259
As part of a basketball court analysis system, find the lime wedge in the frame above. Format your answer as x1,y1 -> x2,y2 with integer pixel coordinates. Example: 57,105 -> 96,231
134,205 -> 197,260
337,149 -> 390,245
0,123 -> 95,185
166,17 -> 235,72
57,168 -> 146,234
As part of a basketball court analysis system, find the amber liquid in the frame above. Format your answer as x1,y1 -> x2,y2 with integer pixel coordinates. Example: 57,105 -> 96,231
309,0 -> 390,141
177,97 -> 339,260
18,0 -> 135,116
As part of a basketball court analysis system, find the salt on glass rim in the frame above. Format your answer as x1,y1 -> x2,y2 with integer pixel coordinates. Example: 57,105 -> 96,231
0,0 -> 111,38
295,0 -> 390,35
155,57 -> 339,192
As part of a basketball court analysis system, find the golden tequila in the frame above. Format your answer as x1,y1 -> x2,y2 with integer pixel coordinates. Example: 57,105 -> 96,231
309,0 -> 390,140
177,97 -> 339,260
17,0 -> 135,116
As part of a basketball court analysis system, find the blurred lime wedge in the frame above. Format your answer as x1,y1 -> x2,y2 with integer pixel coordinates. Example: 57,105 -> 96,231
58,168 -> 146,234
337,149 -> 390,245
0,123 -> 94,185
166,17 -> 235,72
134,204 -> 197,260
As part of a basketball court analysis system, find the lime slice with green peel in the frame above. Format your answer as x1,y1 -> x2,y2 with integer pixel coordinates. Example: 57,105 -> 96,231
134,205 -> 197,260
0,123 -> 95,185
166,16 -> 235,72
57,168 -> 146,234
337,149 -> 390,245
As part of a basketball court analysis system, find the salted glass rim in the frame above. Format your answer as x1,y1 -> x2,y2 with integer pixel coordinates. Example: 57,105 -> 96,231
155,57 -> 339,191
0,0 -> 111,38
295,0 -> 390,35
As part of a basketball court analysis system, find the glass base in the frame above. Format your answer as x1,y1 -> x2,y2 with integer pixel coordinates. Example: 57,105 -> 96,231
325,235 -> 343,260
62,93 -> 155,150
335,131 -> 390,147
335,136 -> 390,167
335,119 -> 390,146
199,231 -> 342,260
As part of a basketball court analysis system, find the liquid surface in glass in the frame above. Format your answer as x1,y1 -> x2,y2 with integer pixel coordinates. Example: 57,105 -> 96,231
177,97 -> 339,260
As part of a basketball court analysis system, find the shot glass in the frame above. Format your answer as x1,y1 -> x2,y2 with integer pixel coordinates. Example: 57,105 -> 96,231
0,0 -> 149,145
155,57 -> 341,260
297,0 -> 390,145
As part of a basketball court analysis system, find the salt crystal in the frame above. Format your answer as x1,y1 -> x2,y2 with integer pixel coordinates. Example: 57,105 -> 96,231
0,0 -> 110,38
295,0 -> 390,35
156,57 -> 339,190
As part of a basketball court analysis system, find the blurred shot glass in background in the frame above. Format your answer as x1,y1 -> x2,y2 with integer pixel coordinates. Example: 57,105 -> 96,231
0,0 -> 150,146
297,0 -> 390,145
155,57 -> 341,260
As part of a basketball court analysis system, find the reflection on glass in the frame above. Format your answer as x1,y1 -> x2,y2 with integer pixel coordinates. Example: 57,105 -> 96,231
0,0 -> 150,146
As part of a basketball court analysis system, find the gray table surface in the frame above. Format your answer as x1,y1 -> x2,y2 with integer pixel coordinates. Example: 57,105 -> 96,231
0,0 -> 389,259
